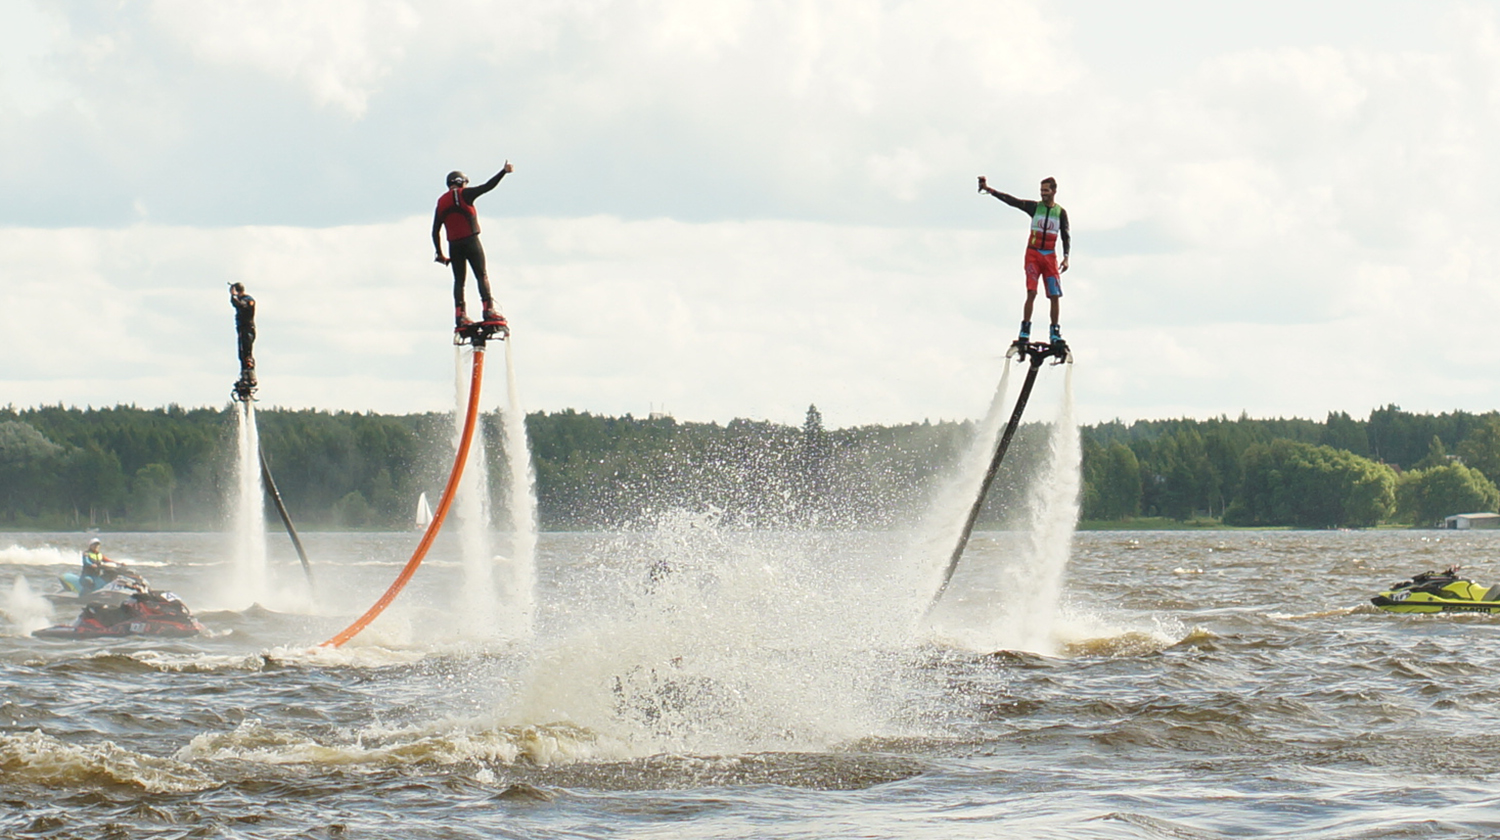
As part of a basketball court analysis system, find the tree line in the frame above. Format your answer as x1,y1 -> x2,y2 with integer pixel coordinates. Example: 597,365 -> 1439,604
1,403 -> 1497,531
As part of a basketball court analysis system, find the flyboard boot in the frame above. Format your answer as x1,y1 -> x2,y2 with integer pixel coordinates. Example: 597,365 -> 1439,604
455,303 -> 509,346
1049,323 -> 1070,362
1006,320 -> 1032,361
232,360 -> 257,402
480,302 -> 510,337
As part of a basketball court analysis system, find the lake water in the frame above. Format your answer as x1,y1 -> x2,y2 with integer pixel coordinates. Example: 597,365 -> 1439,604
4,527 -> 1500,839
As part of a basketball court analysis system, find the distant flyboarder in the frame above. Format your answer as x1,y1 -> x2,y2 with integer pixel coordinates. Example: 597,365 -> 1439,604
230,282 -> 256,398
433,163 -> 512,331
977,176 -> 1070,354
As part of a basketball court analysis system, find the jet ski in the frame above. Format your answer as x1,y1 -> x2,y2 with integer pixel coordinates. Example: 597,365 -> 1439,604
33,589 -> 205,640
1371,566 -> 1500,613
49,564 -> 149,607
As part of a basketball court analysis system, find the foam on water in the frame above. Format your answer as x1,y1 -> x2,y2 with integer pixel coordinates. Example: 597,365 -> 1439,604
176,715 -> 612,768
0,730 -> 215,793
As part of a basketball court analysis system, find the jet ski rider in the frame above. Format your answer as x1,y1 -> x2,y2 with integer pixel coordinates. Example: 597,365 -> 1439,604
79,538 -> 122,595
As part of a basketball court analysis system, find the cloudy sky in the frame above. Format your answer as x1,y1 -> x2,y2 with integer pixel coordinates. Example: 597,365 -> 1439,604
2,0 -> 1496,428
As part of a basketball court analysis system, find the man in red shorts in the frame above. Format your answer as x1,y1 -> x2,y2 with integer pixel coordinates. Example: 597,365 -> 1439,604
433,162 -> 513,329
977,175 -> 1070,350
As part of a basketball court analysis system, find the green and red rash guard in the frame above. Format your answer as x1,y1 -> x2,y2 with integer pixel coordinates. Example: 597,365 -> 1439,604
433,171 -> 506,242
992,192 -> 1070,256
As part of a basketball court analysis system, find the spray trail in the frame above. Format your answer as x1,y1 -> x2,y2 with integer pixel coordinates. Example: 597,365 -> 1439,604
904,362 -> 1013,614
454,345 -> 498,633
2,575 -> 52,636
499,339 -> 538,639
506,523 -> 908,756
231,401 -> 268,607
986,364 -> 1081,653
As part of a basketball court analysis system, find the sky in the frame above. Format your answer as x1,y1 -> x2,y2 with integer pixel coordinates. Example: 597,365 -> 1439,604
2,0 -> 1497,429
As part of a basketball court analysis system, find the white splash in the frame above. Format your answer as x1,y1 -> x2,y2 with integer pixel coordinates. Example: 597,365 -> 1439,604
230,401 -> 268,608
1,575 -> 53,636
0,544 -> 72,566
982,364 -> 1081,654
498,338 -> 538,640
504,518 -> 908,756
904,360 -> 1014,613
453,345 -> 498,636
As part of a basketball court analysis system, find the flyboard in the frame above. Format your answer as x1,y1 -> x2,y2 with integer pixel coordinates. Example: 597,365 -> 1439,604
929,338 -> 1071,609
321,315 -> 508,647
232,358 -> 316,593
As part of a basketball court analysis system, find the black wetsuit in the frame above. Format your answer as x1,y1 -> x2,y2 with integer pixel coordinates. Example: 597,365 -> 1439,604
433,171 -> 507,309
231,291 -> 256,373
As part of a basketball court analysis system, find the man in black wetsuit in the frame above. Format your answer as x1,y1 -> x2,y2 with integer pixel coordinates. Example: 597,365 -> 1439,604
978,176 -> 1071,349
432,163 -> 512,328
229,282 -> 256,387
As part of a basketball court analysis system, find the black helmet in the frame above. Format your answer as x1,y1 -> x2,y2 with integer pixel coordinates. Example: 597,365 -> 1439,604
446,171 -> 468,187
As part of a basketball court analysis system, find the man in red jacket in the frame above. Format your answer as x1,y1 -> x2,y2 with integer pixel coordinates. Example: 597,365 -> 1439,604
432,162 -> 513,328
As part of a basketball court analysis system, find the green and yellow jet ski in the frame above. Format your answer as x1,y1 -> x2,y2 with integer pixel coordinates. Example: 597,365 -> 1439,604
1371,566 -> 1500,613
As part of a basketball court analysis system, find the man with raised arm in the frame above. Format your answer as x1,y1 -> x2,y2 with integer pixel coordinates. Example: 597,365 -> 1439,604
977,175 -> 1071,352
229,282 -> 256,389
432,162 -> 513,329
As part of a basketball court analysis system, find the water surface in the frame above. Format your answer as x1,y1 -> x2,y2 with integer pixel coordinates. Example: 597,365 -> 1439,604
3,529 -> 1500,839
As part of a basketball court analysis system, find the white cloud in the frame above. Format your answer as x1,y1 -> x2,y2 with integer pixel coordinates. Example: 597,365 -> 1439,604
2,1 -> 1500,427
150,0 -> 420,116
2,204 -> 1499,427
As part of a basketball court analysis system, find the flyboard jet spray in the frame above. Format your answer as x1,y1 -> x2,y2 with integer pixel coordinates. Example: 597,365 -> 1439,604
229,283 -> 315,594
929,337 -> 1071,610
322,314 -> 508,647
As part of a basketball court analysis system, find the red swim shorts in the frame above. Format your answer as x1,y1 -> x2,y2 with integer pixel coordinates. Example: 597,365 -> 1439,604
1024,249 -> 1063,297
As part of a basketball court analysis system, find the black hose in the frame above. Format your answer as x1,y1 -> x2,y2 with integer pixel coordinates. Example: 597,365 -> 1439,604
260,449 -> 315,593
931,355 -> 1045,608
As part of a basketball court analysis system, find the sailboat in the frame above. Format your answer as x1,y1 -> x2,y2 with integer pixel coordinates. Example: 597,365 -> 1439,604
414,491 -> 433,530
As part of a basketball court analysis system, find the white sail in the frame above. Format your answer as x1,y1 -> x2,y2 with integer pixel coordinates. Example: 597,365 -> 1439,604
415,491 -> 433,530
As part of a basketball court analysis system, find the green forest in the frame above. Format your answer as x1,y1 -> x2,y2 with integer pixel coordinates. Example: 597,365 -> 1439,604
1,402 -> 1497,532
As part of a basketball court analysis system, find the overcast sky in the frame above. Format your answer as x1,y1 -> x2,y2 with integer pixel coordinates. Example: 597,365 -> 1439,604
2,0 -> 1495,428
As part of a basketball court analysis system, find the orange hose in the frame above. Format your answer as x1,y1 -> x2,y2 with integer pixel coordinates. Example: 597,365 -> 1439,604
322,347 -> 487,647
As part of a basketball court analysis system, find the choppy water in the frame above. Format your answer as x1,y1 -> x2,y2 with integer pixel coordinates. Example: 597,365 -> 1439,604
4,528 -> 1500,839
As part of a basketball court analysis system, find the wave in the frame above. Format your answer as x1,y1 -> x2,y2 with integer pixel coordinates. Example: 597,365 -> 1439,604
177,717 -> 616,768
0,730 -> 216,793
0,544 -> 72,567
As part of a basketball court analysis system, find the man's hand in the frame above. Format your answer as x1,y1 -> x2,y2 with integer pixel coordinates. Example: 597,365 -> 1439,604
503,160 -> 514,174
435,253 -> 450,265
1060,256 -> 1070,273
977,175 -> 988,193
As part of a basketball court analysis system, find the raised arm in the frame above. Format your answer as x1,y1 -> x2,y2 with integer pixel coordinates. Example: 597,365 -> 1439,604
976,176 -> 1036,213
465,161 -> 514,201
